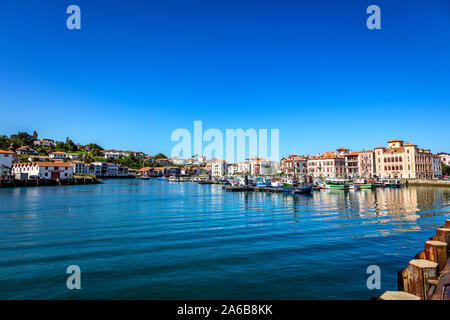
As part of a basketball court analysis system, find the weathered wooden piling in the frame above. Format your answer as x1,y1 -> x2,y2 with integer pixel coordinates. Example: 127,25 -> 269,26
424,241 -> 448,272
400,259 -> 438,300
379,291 -> 420,300
386,219 -> 450,300
445,219 -> 450,228
434,228 -> 450,255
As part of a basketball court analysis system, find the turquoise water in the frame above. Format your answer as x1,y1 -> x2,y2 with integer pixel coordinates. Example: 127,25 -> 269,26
0,179 -> 449,299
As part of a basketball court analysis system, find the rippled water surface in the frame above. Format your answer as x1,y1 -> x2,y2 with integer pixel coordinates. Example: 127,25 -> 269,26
1,179 -> 449,299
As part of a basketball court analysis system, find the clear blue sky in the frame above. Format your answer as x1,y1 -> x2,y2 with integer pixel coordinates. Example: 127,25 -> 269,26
1,0 -> 449,158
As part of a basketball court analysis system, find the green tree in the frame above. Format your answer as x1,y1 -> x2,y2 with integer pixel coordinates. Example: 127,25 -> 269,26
0,135 -> 10,150
153,153 -> 168,159
443,163 -> 450,176
65,139 -> 77,152
9,131 -> 34,148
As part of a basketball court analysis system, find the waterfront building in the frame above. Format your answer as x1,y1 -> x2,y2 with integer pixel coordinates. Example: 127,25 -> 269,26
192,167 -> 209,176
33,139 -> 55,147
237,161 -> 251,174
307,151 -> 346,179
344,152 -> 360,178
0,149 -> 14,179
12,162 -> 73,180
374,139 -> 433,179
437,152 -> 450,166
211,160 -> 228,177
280,155 -> 296,177
358,150 -> 376,178
118,165 -> 129,177
72,161 -> 88,175
432,154 -> 443,179
164,167 -> 181,176
15,146 -> 38,155
227,163 -> 238,175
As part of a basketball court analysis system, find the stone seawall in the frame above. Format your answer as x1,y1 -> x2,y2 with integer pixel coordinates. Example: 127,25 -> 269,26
405,179 -> 450,188
0,177 -> 102,188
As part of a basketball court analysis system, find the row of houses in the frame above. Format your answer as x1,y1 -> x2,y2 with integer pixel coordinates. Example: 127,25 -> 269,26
281,140 -> 448,180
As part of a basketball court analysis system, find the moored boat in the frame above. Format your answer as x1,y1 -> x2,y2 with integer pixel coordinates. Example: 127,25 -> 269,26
317,179 -> 350,190
353,178 -> 375,189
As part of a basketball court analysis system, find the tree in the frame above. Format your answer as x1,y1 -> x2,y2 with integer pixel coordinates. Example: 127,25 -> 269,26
0,135 -> 10,150
153,153 -> 168,159
65,139 -> 77,152
9,131 -> 34,148
443,163 -> 450,176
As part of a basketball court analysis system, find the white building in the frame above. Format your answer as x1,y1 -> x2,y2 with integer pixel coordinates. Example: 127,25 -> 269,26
72,161 -> 88,175
171,157 -> 190,165
437,152 -> 450,166
227,163 -> 238,175
66,153 -> 80,160
16,146 -> 38,155
102,150 -> 146,159
12,162 -> 73,180
33,139 -> 55,147
49,152 -> 67,159
0,149 -> 14,179
211,160 -> 228,177
237,161 -> 251,174
193,155 -> 207,165
432,154 -> 443,179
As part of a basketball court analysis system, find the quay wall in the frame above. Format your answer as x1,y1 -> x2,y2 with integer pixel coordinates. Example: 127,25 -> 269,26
0,177 -> 102,188
405,179 -> 450,188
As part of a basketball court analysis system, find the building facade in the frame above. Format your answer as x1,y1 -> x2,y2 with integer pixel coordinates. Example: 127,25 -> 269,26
374,140 -> 433,179
12,162 -> 73,179
358,150 -> 376,178
0,150 -> 14,179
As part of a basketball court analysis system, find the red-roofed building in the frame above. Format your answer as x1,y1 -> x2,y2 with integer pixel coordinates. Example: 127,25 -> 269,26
12,162 -> 73,180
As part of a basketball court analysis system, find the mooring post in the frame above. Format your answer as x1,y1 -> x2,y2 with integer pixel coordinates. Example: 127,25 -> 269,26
401,259 -> 438,300
424,240 -> 448,272
379,291 -> 420,300
435,228 -> 450,255
445,219 -> 450,228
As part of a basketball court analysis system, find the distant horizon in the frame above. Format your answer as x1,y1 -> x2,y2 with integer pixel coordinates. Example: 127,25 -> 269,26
1,0 -> 449,157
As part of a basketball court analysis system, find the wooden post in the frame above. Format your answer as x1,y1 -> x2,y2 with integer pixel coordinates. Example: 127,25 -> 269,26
379,291 -> 420,300
436,228 -> 450,255
424,240 -> 448,272
445,219 -> 450,228
402,259 -> 438,300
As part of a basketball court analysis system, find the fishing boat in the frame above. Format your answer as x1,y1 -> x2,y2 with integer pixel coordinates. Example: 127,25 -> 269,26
158,177 -> 168,181
353,178 -> 375,189
381,178 -> 402,188
168,176 -> 179,182
282,178 -> 295,188
140,175 -> 150,180
271,179 -> 283,188
316,179 -> 350,190
283,185 -> 313,194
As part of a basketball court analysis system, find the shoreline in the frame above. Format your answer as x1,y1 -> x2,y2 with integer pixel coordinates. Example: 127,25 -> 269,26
0,177 -> 102,188
405,179 -> 450,188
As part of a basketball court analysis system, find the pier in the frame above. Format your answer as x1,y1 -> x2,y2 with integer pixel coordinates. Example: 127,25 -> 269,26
380,219 -> 450,300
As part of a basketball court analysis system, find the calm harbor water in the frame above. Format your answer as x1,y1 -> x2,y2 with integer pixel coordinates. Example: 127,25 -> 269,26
1,179 -> 449,299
